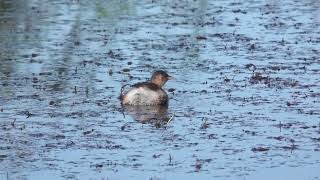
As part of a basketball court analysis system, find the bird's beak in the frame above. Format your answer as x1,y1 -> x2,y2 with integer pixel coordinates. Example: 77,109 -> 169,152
168,76 -> 174,80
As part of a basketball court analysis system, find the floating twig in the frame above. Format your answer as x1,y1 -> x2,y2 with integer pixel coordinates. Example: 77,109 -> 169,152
11,119 -> 16,127
166,113 -> 175,126
200,118 -> 209,129
26,111 -> 32,118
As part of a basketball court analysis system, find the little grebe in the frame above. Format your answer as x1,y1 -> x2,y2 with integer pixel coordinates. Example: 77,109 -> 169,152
120,70 -> 172,106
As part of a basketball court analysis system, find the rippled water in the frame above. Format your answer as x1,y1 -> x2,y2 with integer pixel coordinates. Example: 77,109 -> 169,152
0,0 -> 319,179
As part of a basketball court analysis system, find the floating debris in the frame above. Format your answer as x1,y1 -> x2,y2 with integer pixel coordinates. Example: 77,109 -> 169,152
252,147 -> 270,152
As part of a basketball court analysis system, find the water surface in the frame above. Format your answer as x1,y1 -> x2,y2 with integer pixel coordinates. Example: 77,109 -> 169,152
0,0 -> 319,179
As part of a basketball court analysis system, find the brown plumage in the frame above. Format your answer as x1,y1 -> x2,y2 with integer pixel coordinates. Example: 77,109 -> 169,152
120,70 -> 172,106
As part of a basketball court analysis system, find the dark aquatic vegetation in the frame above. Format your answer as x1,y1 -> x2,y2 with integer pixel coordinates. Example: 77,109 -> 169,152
251,147 -> 270,152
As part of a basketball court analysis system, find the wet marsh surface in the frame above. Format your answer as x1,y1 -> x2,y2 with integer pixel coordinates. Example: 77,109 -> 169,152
0,0 -> 319,179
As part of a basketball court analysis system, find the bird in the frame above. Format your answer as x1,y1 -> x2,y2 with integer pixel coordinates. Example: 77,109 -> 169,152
120,70 -> 172,106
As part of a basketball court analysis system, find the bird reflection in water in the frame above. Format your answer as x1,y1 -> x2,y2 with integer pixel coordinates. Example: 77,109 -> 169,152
121,105 -> 172,128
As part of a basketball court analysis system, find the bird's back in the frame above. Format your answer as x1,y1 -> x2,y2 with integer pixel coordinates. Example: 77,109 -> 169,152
121,82 -> 168,106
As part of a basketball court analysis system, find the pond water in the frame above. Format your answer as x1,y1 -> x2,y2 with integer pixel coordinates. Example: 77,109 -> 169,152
0,0 -> 319,179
